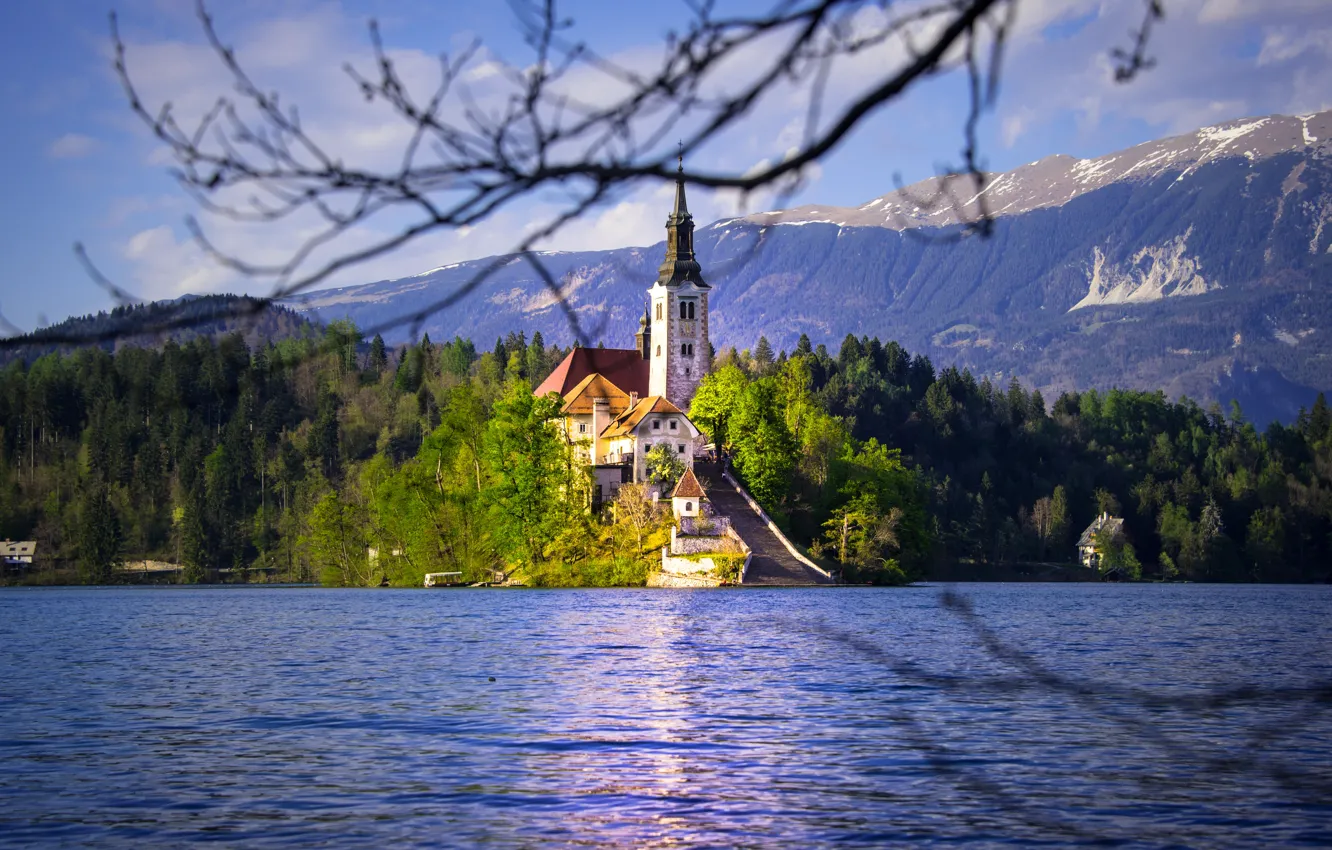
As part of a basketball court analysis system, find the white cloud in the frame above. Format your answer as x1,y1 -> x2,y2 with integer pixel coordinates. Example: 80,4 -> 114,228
1258,28 -> 1332,66
103,194 -> 187,227
48,133 -> 98,159
122,225 -> 232,300
991,0 -> 1332,146
1197,0 -> 1332,24
1001,112 -> 1028,148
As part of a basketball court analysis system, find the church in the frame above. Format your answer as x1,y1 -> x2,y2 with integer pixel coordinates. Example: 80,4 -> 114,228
534,159 -> 712,504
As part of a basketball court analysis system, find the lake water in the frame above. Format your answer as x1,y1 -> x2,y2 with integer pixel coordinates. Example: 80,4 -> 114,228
1,584 -> 1330,847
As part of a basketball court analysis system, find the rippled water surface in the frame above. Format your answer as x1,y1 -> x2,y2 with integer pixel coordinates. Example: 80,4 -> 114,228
2,584 -> 1331,847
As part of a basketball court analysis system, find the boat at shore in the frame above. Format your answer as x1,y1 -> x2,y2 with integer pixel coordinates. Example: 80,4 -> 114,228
424,572 -> 464,588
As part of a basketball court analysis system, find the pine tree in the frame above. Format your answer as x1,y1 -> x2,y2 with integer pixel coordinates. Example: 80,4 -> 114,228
837,333 -> 861,368
309,390 -> 342,480
1308,393 -> 1330,445
179,488 -> 208,584
526,331 -> 546,382
78,484 -> 121,584
753,335 -> 775,374
369,334 -> 388,375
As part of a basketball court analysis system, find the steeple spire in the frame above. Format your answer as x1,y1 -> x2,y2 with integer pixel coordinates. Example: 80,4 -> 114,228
656,145 -> 708,288
635,301 -> 651,359
673,141 -> 689,218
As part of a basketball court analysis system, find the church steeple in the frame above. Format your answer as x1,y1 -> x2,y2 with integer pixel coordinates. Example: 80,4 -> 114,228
647,147 -> 712,410
672,149 -> 690,219
656,148 -> 708,289
635,303 -> 651,360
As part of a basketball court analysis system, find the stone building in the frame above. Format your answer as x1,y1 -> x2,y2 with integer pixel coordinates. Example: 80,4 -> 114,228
1077,513 -> 1125,568
534,158 -> 710,505
647,157 -> 712,410
671,468 -> 705,519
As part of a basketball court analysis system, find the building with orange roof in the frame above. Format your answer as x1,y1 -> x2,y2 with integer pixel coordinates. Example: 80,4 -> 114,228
553,382 -> 702,503
535,156 -> 714,507
670,468 -> 705,519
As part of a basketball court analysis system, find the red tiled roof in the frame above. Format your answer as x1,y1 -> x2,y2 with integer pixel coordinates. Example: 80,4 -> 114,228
534,348 -> 649,398
671,468 -> 704,499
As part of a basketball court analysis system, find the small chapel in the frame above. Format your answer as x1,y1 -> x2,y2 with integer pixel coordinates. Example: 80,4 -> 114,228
534,157 -> 712,505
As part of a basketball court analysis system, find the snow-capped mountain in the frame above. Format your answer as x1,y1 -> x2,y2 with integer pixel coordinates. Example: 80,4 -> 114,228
747,112 -> 1331,231
298,109 -> 1332,425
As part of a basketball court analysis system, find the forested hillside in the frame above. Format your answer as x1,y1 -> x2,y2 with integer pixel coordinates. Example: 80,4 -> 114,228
702,335 -> 1332,583
0,295 -> 316,366
2,323 -> 1330,586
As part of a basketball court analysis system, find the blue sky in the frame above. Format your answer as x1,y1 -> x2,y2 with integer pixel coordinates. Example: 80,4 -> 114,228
2,0 -> 1330,331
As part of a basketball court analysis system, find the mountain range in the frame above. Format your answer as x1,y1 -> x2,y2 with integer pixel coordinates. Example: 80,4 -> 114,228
301,110 -> 1327,424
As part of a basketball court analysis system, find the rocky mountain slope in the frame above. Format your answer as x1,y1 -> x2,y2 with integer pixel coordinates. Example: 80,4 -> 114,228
297,110 -> 1332,425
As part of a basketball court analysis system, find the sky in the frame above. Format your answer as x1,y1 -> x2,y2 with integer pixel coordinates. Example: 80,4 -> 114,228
1,0 -> 1330,332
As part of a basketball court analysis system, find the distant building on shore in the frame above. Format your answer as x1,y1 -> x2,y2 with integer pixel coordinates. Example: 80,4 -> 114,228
1,540 -> 36,572
1077,513 -> 1124,569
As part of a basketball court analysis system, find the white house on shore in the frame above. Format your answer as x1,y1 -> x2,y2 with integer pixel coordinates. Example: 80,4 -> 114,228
1077,513 -> 1125,568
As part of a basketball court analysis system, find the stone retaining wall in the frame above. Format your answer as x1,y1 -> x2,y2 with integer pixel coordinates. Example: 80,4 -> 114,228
670,524 -> 748,556
661,551 -> 717,576
647,570 -> 723,588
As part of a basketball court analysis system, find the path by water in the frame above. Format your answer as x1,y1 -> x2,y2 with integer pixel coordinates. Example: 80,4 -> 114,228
694,461 -> 832,586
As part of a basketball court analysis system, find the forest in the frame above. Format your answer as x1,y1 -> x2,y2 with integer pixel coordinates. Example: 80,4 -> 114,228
2,320 -> 1330,586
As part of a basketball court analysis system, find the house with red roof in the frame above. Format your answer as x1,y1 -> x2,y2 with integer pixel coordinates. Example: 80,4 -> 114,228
535,156 -> 712,506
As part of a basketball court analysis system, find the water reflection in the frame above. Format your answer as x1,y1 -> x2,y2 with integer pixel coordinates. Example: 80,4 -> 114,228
0,584 -> 1329,847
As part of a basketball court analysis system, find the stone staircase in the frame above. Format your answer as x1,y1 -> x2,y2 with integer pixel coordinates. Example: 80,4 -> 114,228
693,462 -> 834,586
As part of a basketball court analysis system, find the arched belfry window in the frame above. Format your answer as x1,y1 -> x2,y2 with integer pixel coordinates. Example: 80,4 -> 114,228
656,345 -> 661,356
679,301 -> 687,320
687,302 -> 695,320
656,303 -> 662,321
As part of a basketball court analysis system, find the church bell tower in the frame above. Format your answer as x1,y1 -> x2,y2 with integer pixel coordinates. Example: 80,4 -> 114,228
648,153 -> 711,409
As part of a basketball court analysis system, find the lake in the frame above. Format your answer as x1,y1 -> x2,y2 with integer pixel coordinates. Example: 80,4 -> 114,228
1,584 -> 1329,847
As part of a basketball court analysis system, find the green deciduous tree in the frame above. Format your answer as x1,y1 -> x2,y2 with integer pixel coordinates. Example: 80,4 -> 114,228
482,379 -> 572,571
304,490 -> 370,587
645,442 -> 686,494
729,378 -> 797,509
1093,526 -> 1141,580
821,493 -> 907,585
689,364 -> 749,450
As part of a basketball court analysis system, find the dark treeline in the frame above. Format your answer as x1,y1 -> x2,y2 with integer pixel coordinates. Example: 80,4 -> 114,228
0,295 -> 315,366
696,333 -> 1332,584
1,322 -> 1329,586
